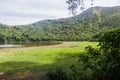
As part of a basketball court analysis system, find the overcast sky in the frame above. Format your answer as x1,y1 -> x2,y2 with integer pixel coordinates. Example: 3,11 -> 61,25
0,0 -> 120,25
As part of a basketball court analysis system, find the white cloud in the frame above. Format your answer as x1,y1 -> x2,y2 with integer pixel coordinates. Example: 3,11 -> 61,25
94,0 -> 120,7
0,17 -> 39,26
0,0 -> 120,25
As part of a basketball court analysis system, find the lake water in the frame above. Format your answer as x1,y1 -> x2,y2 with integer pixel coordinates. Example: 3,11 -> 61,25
0,41 -> 61,48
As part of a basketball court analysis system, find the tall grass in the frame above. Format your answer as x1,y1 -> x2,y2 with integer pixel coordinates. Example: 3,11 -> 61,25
0,42 -> 98,74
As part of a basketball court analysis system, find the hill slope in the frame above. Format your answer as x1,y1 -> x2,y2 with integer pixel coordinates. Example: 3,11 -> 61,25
0,6 -> 120,42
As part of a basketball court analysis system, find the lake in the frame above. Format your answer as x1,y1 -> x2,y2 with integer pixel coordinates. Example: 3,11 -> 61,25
0,41 -> 61,48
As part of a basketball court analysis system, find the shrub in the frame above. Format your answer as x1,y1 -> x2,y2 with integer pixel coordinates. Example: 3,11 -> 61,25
46,28 -> 120,80
46,67 -> 67,80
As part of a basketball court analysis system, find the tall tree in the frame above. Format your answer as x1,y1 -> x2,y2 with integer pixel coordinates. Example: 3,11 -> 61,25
66,0 -> 94,15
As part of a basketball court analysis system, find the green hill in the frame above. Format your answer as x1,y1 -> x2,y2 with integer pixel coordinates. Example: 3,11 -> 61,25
0,6 -> 120,42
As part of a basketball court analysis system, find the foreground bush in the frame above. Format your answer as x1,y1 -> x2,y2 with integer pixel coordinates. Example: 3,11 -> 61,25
47,28 -> 120,80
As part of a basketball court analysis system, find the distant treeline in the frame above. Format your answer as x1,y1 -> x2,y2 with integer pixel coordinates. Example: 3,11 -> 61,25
0,6 -> 120,43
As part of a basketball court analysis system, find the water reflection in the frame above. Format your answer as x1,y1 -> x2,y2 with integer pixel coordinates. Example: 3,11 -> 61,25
0,41 -> 61,48
0,44 -> 23,48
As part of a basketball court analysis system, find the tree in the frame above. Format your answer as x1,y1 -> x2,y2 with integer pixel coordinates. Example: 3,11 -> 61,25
66,0 -> 94,15
72,29 -> 120,80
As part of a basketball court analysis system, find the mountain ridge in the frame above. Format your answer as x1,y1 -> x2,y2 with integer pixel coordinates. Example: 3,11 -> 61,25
0,6 -> 120,42
1,6 -> 120,26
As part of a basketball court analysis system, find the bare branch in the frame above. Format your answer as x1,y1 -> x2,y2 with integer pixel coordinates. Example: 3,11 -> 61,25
66,0 -> 94,15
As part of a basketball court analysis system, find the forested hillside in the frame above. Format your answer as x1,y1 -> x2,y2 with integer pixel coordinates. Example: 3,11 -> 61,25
0,6 -> 120,43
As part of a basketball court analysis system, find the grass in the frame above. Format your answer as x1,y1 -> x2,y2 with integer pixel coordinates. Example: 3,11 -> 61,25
0,42 -> 98,78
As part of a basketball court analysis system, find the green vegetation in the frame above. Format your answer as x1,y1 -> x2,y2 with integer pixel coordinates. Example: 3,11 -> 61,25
0,6 -> 120,43
47,28 -> 120,80
0,42 -> 97,74
0,6 -> 120,80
